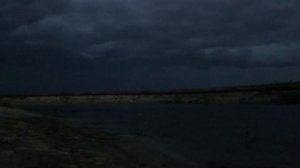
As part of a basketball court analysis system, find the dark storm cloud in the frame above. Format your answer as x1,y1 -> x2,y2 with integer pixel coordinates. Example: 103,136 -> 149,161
1,0 -> 300,93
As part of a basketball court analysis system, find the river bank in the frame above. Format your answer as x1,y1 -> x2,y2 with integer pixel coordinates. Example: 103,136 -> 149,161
0,107 -> 194,168
1,105 -> 300,168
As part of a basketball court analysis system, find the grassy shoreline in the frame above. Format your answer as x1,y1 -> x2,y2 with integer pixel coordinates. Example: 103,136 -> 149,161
0,82 -> 300,105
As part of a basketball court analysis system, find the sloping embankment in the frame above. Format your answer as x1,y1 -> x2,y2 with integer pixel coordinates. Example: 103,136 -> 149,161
0,107 -> 192,168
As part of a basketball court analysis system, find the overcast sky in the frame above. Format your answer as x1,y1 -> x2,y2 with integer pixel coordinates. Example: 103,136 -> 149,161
1,0 -> 300,94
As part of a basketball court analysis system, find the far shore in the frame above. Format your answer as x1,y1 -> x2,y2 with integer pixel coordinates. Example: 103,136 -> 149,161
1,82 -> 300,105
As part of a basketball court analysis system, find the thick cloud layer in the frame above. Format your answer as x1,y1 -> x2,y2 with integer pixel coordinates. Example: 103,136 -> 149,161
1,0 -> 300,94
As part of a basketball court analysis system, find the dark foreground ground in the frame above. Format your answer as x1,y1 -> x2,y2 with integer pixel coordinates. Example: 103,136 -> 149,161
1,105 -> 300,168
0,107 -> 194,168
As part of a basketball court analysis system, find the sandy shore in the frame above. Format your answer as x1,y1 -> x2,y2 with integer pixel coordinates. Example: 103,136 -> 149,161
0,107 -> 195,168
